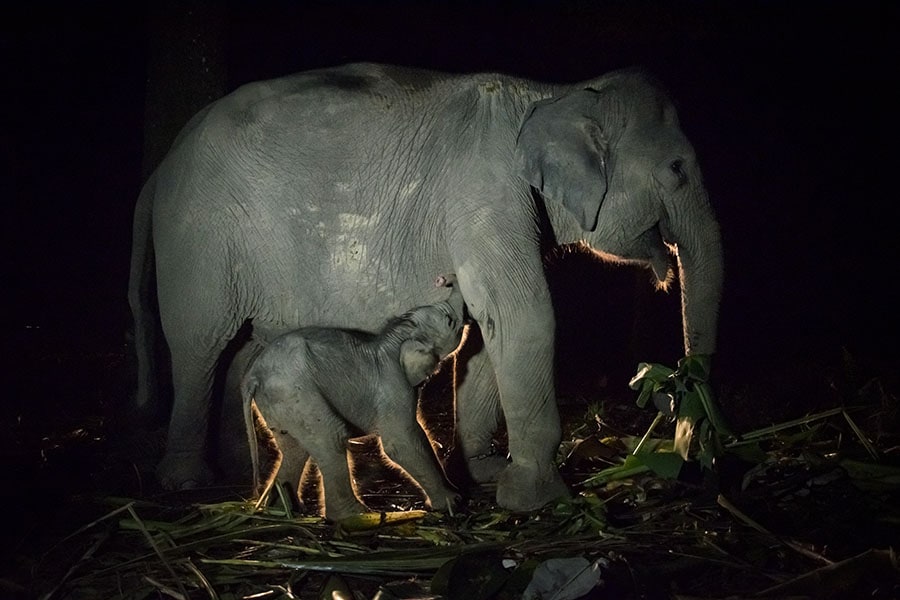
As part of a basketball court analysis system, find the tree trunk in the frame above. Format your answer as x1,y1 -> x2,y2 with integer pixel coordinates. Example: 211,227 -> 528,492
142,1 -> 227,178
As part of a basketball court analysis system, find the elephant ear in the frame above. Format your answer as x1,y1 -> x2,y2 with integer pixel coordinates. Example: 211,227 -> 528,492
400,339 -> 440,386
516,89 -> 611,232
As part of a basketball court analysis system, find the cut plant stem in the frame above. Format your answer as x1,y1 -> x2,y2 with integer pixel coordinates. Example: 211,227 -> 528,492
633,411 -> 666,456
725,407 -> 845,445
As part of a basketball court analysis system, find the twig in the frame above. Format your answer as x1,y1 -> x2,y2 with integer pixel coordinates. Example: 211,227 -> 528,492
42,501 -> 135,549
755,548 -> 898,598
39,527 -> 112,600
127,503 -> 191,599
142,575 -> 187,600
716,494 -> 833,566
183,559 -> 219,600
726,407 -> 846,444
842,409 -> 880,461
37,500 -> 143,600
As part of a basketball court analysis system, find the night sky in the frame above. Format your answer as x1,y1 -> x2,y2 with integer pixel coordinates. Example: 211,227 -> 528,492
4,1 -> 898,421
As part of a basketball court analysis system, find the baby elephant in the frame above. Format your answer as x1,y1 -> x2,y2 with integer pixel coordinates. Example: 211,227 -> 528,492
242,274 -> 465,520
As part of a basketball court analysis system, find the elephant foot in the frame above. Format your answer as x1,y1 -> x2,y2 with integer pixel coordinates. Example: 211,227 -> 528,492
467,453 -> 510,483
495,461 -> 569,512
156,452 -> 214,490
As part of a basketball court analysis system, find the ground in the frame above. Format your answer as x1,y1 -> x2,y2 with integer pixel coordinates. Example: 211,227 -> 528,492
3,309 -> 898,599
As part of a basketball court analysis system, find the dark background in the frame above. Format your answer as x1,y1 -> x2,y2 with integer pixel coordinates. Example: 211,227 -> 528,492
2,1 -> 898,483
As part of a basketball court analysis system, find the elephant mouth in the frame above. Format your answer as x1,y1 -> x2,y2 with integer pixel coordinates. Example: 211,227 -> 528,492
643,224 -> 674,287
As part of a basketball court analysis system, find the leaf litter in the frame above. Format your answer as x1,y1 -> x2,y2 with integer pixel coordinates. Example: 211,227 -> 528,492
13,356 -> 900,600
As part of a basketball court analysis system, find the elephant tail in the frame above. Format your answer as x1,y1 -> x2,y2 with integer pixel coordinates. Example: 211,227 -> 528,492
242,377 -> 262,496
127,172 -> 160,420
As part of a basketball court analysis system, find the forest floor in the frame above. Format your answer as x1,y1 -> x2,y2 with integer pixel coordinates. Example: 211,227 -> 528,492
2,323 -> 899,600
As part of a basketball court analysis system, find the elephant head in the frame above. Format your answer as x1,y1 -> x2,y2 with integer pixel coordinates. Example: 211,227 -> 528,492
517,69 -> 723,357
400,274 -> 467,386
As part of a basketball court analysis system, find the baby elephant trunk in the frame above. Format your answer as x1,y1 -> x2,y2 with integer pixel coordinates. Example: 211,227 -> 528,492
435,273 -> 465,321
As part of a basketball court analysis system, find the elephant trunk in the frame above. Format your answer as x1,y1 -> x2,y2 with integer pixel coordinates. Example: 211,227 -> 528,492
665,203 -> 723,356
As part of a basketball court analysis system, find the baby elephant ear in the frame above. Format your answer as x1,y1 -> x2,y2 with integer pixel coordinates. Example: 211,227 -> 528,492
400,339 -> 439,386
516,89 -> 610,232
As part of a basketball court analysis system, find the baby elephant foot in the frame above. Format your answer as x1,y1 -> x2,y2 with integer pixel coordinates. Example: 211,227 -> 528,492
156,452 -> 214,490
324,496 -> 370,522
495,461 -> 569,512
426,486 -> 462,513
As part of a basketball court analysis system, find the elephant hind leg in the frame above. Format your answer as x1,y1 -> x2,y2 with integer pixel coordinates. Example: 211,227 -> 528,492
157,317 -> 243,490
156,355 -> 220,489
453,339 -> 508,484
269,430 -> 310,513
268,389 -> 366,521
308,426 -> 367,520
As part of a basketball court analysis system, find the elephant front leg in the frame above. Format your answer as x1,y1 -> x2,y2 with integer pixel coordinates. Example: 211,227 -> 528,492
451,218 -> 569,511
379,416 -> 460,512
468,297 -> 569,512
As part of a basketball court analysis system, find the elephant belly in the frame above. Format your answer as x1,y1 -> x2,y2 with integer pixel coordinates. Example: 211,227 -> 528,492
247,250 -> 455,341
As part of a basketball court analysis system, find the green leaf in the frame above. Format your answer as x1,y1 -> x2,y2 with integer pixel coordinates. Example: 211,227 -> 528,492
629,362 -> 675,389
697,419 -> 717,470
580,454 -> 651,487
839,459 -> 900,492
696,382 -> 734,437
676,354 -> 712,382
640,451 -> 685,479
629,362 -> 675,409
724,440 -> 768,464
674,389 -> 705,460
431,551 -> 510,600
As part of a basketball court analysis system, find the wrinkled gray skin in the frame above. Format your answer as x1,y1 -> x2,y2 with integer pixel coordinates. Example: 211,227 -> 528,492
129,63 -> 723,512
242,276 -> 464,520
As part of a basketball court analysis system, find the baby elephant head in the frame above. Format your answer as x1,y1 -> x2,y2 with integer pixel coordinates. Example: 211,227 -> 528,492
400,274 -> 467,386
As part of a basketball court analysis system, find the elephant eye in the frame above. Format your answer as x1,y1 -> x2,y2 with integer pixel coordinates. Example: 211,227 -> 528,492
669,159 -> 686,181
446,314 -> 454,328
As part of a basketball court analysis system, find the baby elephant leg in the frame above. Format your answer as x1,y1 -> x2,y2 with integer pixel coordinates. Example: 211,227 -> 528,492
305,432 -> 367,520
269,430 -> 309,510
379,414 -> 460,512
289,395 -> 367,520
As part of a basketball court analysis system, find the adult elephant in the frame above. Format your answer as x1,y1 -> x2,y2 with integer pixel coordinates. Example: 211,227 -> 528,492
128,62 -> 723,512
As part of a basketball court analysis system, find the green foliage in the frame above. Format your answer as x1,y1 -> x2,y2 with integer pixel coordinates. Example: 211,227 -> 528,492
584,355 -> 737,487
630,354 -> 734,469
